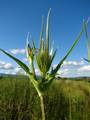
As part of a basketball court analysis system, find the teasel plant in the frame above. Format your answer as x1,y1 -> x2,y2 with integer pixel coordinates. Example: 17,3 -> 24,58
83,17 -> 90,63
0,9 -> 86,120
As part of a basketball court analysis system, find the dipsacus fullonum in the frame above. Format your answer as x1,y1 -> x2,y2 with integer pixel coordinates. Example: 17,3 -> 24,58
0,9 -> 86,120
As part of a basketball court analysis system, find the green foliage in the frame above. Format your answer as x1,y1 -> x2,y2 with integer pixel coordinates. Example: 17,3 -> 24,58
0,76 -> 90,120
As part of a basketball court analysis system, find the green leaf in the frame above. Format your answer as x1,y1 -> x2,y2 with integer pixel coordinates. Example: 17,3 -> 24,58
51,23 -> 84,75
48,50 -> 57,70
32,40 -> 36,50
84,58 -> 90,63
45,8 -> 51,53
83,21 -> 90,60
26,33 -> 31,58
50,50 -> 57,63
0,48 -> 30,75
40,16 -> 44,51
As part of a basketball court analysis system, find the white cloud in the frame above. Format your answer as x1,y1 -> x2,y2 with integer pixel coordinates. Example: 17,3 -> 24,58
4,70 -> 15,75
14,67 -> 25,74
58,68 -> 69,75
57,69 -> 69,77
0,59 -> 90,77
4,67 -> 26,75
10,49 -> 25,54
52,60 -> 90,77
78,65 -> 90,72
4,63 -> 13,69
0,60 -> 13,70
0,60 -> 5,65
63,60 -> 84,67
23,58 -> 28,62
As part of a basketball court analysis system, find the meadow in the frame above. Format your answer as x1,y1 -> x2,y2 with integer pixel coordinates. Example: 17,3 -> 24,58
0,75 -> 90,120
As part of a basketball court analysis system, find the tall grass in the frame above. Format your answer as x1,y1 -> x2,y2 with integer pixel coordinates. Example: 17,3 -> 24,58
0,76 -> 90,120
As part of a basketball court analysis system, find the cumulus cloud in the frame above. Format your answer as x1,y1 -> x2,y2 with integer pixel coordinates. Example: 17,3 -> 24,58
52,60 -> 90,77
23,58 -> 28,62
4,71 -> 15,75
62,60 -> 84,67
57,68 -> 69,76
4,67 -> 26,75
14,67 -> 25,74
0,60 -> 5,65
58,68 -> 69,74
0,60 -> 13,70
10,49 -> 25,54
0,59 -> 90,77
78,65 -> 90,72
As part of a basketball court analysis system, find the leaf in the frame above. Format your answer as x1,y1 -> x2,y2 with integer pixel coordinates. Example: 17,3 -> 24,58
46,8 -> 51,52
26,33 -> 31,58
84,58 -> 90,63
48,50 -> 57,70
50,50 -> 57,63
0,49 -> 40,94
32,40 -> 36,50
40,16 -> 44,51
0,49 -> 30,75
83,21 -> 90,60
51,23 -> 84,75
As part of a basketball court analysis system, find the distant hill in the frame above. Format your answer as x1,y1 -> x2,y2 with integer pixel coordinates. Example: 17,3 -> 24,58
0,73 -> 90,81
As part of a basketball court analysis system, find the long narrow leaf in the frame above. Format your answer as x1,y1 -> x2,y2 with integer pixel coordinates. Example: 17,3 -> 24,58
0,48 -> 30,74
46,8 -> 51,52
40,16 -> 44,51
49,50 -> 57,67
83,21 -> 90,60
84,58 -> 90,63
51,24 -> 84,75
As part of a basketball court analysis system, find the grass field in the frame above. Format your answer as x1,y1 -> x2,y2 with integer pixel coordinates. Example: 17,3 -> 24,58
0,75 -> 90,120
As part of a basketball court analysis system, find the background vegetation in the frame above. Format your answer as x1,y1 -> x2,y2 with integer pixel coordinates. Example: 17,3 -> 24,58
0,75 -> 90,120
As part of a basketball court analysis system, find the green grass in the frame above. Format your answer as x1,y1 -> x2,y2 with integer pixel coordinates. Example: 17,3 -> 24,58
0,75 -> 90,120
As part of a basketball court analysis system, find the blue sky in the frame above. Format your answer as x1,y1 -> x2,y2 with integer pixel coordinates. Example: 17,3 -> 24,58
0,0 -> 90,77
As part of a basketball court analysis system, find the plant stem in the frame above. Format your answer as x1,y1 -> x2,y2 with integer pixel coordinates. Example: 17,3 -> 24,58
40,95 -> 45,120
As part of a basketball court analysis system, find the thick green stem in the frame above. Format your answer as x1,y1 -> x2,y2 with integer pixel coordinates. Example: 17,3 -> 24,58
40,95 -> 45,120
